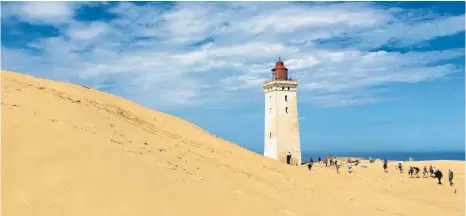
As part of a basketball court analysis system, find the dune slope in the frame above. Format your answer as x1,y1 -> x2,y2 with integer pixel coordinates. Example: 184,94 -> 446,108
2,70 -> 464,216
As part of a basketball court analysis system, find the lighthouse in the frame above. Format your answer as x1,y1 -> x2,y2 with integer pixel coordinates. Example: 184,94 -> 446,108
263,57 -> 302,165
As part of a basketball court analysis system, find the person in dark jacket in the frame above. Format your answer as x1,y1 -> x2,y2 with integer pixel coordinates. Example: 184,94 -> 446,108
408,166 -> 414,178
435,169 -> 443,184
286,152 -> 292,165
383,159 -> 388,173
318,157 -> 322,163
398,161 -> 404,173
414,167 -> 420,178
448,169 -> 454,186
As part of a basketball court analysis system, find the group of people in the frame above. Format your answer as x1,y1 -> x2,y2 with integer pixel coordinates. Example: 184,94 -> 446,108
307,156 -> 353,174
425,165 -> 455,186
306,156 -> 455,186
321,156 -> 337,167
393,161 -> 454,185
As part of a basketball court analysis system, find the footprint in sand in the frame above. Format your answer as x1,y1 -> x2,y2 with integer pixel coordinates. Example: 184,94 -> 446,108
282,209 -> 296,216
234,190 -> 246,196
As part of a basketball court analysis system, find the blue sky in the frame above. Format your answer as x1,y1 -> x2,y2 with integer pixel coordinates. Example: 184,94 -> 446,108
2,1 -> 465,153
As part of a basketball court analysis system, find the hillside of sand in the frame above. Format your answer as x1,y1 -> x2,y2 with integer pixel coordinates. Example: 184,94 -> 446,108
2,70 -> 465,216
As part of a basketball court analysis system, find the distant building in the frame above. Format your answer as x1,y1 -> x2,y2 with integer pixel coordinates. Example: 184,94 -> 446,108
263,57 -> 301,165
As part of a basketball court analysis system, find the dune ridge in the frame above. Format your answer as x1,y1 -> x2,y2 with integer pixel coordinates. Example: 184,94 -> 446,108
2,70 -> 464,216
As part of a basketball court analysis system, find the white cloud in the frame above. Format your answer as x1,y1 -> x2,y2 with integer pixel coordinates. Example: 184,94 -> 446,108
1,2 -> 464,110
2,2 -> 82,25
20,2 -> 71,19
234,4 -> 387,34
67,22 -> 108,40
297,49 -> 464,94
355,15 -> 466,48
220,75 -> 267,91
285,56 -> 321,70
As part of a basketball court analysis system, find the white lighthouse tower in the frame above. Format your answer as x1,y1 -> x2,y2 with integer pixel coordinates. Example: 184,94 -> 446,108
263,57 -> 301,165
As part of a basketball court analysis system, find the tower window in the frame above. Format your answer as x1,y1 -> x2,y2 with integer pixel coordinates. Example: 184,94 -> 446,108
269,107 -> 271,114
269,96 -> 271,101
285,95 -> 287,101
285,107 -> 288,114
282,87 -> 285,90
269,132 -> 272,139
288,87 -> 290,90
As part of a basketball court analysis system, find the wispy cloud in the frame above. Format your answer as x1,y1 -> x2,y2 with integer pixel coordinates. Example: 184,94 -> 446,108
2,2 -> 84,25
67,22 -> 108,40
1,2 -> 464,110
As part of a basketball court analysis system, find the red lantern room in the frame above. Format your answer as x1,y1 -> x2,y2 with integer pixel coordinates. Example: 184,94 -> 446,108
271,57 -> 289,80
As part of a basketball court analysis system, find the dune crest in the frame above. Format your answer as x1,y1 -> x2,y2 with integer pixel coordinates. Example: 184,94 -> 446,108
2,70 -> 464,216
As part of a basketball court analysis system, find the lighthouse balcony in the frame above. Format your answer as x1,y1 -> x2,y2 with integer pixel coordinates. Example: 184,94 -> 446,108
263,79 -> 298,86
263,79 -> 298,92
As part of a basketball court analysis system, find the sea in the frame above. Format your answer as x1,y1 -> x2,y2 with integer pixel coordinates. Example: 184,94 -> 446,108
300,151 -> 466,161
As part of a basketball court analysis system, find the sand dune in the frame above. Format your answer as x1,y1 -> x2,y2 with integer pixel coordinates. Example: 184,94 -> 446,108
2,70 -> 464,216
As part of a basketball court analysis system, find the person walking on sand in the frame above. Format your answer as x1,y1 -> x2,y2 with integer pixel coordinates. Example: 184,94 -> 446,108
429,165 -> 433,176
309,157 -> 314,165
397,161 -> 404,173
435,169 -> 443,184
318,157 -> 321,163
414,167 -> 420,178
423,166 -> 428,178
432,166 -> 437,177
347,158 -> 353,173
408,166 -> 414,178
335,160 -> 340,174
307,162 -> 313,171
448,169 -> 454,186
383,158 -> 388,173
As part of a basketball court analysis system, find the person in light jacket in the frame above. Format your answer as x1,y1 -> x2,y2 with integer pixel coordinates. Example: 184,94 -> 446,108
448,169 -> 454,186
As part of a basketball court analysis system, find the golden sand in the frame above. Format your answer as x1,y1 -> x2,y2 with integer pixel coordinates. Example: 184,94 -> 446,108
2,70 -> 464,216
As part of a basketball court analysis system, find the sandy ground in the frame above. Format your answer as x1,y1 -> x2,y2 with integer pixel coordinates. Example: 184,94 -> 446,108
2,70 -> 465,216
